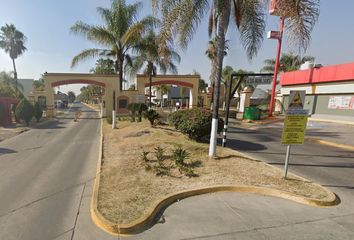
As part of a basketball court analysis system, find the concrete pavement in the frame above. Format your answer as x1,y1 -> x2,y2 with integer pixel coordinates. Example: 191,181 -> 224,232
0,103 -> 107,240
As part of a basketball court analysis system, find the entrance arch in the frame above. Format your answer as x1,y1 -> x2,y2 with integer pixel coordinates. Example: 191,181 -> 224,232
136,74 -> 200,108
43,73 -> 119,117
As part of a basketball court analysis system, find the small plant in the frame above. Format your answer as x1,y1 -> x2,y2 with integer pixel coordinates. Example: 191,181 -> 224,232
154,146 -> 165,162
15,98 -> 34,126
172,146 -> 190,167
154,161 -> 170,176
143,109 -> 159,126
140,151 -> 150,162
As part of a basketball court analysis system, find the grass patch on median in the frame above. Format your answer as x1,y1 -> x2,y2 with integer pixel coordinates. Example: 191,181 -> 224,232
98,120 -> 332,225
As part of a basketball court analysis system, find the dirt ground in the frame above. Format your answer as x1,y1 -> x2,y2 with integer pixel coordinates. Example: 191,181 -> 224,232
98,120 -> 331,224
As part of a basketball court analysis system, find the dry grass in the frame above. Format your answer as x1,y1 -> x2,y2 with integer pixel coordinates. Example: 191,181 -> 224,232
98,120 -> 331,224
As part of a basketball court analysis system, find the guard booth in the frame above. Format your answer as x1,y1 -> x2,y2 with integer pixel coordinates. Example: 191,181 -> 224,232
0,97 -> 18,126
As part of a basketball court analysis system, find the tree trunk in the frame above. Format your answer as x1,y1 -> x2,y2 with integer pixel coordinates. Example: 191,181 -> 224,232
209,3 -> 230,158
12,58 -> 18,97
118,57 -> 124,91
148,70 -> 152,108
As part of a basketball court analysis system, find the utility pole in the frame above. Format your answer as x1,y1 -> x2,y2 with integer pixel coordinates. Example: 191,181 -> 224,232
269,18 -> 284,117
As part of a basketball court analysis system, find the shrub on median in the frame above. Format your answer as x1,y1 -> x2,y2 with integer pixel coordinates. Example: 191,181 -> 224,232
168,108 -> 224,141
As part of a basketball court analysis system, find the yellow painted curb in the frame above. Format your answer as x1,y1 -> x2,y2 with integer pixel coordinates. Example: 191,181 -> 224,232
90,122 -> 338,236
307,137 -> 354,151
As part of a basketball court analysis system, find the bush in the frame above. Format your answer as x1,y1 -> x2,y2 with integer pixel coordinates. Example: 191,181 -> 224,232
0,104 -> 5,125
168,110 -> 185,129
15,99 -> 34,126
168,108 -> 224,141
143,109 -> 159,126
106,114 -> 112,124
128,103 -> 148,122
34,102 -> 43,122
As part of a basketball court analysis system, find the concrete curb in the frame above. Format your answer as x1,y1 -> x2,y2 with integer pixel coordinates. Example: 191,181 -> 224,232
306,137 -> 354,151
90,123 -> 339,236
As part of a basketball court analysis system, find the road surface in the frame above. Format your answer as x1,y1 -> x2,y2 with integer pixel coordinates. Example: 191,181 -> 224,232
0,103 -> 102,240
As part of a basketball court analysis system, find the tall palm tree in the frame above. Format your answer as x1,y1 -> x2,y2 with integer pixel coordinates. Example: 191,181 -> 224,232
261,53 -> 315,73
70,0 -> 157,91
0,24 -> 27,97
152,0 -> 320,157
127,30 -> 180,107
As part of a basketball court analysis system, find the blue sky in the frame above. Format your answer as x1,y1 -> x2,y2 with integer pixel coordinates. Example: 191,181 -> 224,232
1,0 -> 354,95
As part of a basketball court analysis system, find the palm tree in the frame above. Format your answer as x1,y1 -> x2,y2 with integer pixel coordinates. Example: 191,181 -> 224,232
127,30 -> 180,108
205,37 -> 228,108
0,24 -> 27,97
152,0 -> 320,157
70,0 -> 157,91
261,53 -> 315,73
155,84 -> 171,107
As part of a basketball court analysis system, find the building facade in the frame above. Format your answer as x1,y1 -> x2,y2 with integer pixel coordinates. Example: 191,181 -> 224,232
280,62 -> 354,118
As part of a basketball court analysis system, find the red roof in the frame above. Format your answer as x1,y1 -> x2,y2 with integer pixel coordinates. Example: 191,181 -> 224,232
280,62 -> 354,86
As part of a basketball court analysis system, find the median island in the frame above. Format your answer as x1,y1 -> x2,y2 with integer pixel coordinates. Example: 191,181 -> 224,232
96,119 -> 336,232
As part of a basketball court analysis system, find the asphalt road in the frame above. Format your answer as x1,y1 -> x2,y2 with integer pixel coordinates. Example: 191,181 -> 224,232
225,121 -> 354,195
0,103 -> 101,240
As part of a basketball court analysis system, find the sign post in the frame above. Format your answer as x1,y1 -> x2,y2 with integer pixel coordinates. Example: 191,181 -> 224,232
281,90 -> 308,178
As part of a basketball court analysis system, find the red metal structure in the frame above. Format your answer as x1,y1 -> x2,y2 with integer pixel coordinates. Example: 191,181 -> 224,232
0,97 -> 18,126
280,62 -> 354,86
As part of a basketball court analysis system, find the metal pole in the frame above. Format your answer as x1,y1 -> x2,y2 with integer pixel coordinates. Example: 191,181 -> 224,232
284,144 -> 291,179
222,75 -> 233,147
269,17 -> 284,117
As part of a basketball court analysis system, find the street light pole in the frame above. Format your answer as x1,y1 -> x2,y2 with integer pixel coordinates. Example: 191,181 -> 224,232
269,17 -> 284,117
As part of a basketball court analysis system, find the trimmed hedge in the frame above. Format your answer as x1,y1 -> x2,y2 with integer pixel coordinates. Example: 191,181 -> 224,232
168,108 -> 224,141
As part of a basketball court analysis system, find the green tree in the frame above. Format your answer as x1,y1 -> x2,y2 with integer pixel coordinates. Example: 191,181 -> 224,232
261,53 -> 315,73
192,70 -> 208,93
15,98 -> 34,126
155,84 -> 171,107
127,30 -> 180,107
90,58 -> 116,74
152,0 -> 319,157
34,102 -> 43,122
68,91 -> 76,103
0,71 -> 23,96
33,77 -> 45,91
0,24 -> 27,97
128,84 -> 135,90
70,0 -> 157,91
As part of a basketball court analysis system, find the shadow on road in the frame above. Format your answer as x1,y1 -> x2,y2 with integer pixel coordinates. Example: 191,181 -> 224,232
249,151 -> 354,159
34,120 -> 66,129
225,138 -> 267,151
268,162 -> 354,169
0,147 -> 17,155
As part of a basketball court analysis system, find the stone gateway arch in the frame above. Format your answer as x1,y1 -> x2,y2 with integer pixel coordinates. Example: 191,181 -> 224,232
39,73 -> 201,118
43,73 -> 119,118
